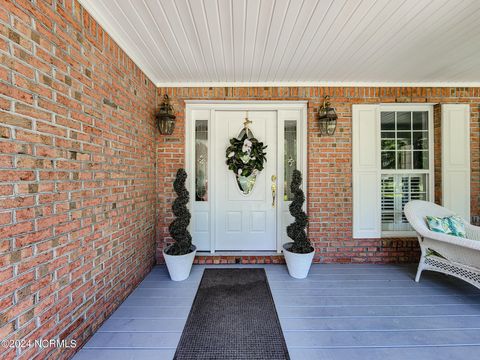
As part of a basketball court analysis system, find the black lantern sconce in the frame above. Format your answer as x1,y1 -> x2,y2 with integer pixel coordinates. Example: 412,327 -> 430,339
156,94 -> 176,135
318,95 -> 338,136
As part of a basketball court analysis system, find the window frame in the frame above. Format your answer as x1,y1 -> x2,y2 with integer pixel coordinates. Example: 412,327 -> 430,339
378,104 -> 435,238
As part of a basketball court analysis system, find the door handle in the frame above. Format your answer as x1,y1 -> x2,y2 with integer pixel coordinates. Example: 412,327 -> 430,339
271,175 -> 277,207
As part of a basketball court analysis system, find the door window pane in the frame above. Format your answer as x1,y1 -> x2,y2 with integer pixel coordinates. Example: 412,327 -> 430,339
195,120 -> 208,201
284,120 -> 297,201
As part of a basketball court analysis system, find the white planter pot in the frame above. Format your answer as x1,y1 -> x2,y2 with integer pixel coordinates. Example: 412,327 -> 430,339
163,245 -> 197,281
282,243 -> 315,279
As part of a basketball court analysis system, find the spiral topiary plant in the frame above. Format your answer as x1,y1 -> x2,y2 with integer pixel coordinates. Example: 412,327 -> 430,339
166,168 -> 193,256
287,170 -> 314,254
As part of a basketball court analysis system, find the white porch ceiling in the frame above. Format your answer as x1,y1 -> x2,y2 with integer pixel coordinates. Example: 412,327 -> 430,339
79,0 -> 480,87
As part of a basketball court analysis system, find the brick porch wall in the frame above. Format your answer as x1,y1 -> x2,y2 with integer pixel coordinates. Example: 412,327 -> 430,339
0,1 -> 157,359
156,87 -> 480,264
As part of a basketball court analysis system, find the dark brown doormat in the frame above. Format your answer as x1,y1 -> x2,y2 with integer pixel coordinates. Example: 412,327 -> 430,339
174,268 -> 290,360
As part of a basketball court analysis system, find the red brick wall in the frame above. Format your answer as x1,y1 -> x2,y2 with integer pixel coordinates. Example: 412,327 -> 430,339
0,1 -> 157,359
156,87 -> 480,264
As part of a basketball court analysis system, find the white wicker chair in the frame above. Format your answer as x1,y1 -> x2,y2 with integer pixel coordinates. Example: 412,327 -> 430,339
404,200 -> 480,289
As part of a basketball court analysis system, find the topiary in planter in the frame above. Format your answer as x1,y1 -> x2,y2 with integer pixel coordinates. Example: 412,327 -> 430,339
166,168 -> 193,256
287,170 -> 314,254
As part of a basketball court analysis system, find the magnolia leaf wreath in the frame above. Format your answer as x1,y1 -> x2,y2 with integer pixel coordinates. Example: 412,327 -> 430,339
225,133 -> 267,193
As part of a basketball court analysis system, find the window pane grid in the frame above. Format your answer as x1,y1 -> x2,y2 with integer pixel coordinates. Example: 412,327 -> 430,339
380,110 -> 431,234
381,111 -> 429,171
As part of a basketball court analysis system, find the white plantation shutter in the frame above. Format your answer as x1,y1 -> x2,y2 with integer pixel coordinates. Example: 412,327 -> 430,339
442,104 -> 470,221
381,174 -> 428,232
352,105 -> 381,238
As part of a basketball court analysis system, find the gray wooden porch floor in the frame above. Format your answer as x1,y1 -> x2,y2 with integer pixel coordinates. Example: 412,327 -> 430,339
73,264 -> 480,360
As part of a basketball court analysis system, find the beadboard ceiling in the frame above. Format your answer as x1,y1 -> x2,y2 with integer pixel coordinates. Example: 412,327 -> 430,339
78,0 -> 480,87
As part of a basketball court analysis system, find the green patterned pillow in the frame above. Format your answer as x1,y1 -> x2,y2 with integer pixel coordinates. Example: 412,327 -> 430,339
425,215 -> 466,238
447,216 -> 466,237
426,216 -> 452,234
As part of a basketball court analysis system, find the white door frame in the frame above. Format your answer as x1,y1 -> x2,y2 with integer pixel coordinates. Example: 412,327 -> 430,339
185,101 -> 308,253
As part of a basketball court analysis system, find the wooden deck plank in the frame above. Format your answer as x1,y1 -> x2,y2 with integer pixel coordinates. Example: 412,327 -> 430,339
270,287 -> 479,296
289,347 -> 480,360
98,319 -> 187,333
122,296 -> 194,307
110,306 -> 191,319
267,279 -> 472,289
272,294 -> 480,306
284,329 -> 480,347
74,349 -> 176,360
137,280 -> 468,290
275,304 -> 480,318
280,316 -> 480,331
83,332 -> 180,349
130,288 -> 198,298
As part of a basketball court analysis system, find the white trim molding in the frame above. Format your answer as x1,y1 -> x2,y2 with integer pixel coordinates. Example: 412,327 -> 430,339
158,81 -> 480,88
185,101 -> 307,253
184,100 -> 308,106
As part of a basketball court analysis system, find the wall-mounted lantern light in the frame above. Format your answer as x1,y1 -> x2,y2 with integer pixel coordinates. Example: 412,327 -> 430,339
156,94 -> 176,135
318,95 -> 338,136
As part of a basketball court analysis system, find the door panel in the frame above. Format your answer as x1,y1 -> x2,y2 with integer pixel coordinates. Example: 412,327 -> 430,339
214,110 -> 277,251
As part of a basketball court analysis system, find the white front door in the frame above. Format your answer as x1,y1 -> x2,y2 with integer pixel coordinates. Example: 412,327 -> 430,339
214,111 -> 277,251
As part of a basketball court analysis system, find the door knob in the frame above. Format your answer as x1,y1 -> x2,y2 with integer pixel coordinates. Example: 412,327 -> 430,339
271,175 -> 277,207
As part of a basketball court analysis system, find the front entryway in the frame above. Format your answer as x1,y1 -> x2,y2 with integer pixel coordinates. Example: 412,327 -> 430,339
186,101 -> 307,253
214,111 -> 277,250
